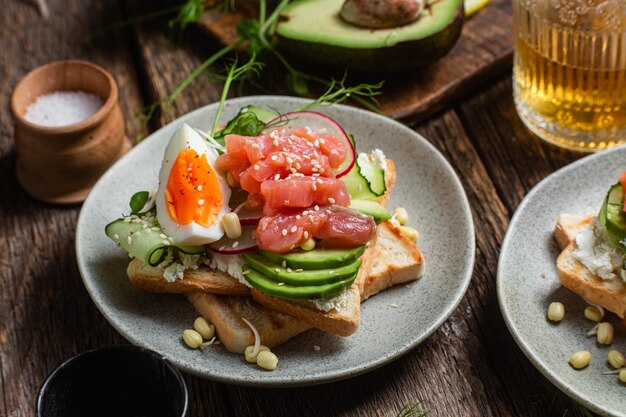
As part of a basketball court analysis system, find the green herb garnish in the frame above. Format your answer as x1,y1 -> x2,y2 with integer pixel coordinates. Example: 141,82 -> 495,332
129,191 -> 150,215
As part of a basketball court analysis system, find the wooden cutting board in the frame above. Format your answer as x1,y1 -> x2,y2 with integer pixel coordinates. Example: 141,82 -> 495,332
198,0 -> 513,121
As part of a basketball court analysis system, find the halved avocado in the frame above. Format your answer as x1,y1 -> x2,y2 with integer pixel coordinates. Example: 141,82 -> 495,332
276,0 -> 464,73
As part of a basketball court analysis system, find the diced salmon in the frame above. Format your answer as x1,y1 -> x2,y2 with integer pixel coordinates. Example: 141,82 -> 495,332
255,206 -> 376,253
260,176 -> 350,215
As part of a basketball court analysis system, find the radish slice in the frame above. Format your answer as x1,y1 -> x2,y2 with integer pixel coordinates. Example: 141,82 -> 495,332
209,225 -> 258,254
263,111 -> 356,178
237,206 -> 262,226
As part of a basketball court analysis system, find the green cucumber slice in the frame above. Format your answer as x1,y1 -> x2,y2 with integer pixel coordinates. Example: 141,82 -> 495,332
357,153 -> 386,196
599,183 -> 626,253
243,252 -> 361,285
105,216 -> 204,266
259,245 -> 365,269
243,266 -> 357,300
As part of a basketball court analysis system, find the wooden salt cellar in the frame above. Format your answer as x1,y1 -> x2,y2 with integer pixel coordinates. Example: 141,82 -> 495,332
10,60 -> 129,204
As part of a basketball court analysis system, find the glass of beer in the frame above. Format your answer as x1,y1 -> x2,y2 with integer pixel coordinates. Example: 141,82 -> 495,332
513,0 -> 626,152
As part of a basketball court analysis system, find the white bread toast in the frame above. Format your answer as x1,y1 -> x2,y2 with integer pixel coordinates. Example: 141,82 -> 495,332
188,222 -> 424,351
555,214 -> 626,319
187,292 -> 312,353
127,259 -> 249,296
362,221 -> 425,300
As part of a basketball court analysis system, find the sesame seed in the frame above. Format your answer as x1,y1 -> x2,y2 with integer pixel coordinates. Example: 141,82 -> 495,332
314,139 -> 319,147
162,240 -> 170,245
253,164 -> 260,171
296,269 -> 303,272
278,282 -> 285,286
312,167 -> 318,172
286,157 -> 293,164
287,268 -> 293,272
328,198 -> 336,204
219,245 -> 226,251
282,229 -> 288,236
317,178 -> 323,184
319,168 -> 325,174
282,261 -> 287,268
187,167 -> 192,172
303,231 -> 309,239
315,205 -> 319,211
275,268 -> 281,273
168,237 -> 174,243
312,183 -> 317,191
290,168 -> 297,173
198,199 -> 205,206
309,215 -> 314,222
262,222 -> 268,231
271,155 -> 278,161
319,138 -> 325,144
127,236 -> 132,244
290,226 -> 297,233
232,241 -> 239,248
242,270 -> 250,275
313,345 -> 321,351
284,200 -> 290,205
274,174 -> 281,181
303,210 -> 309,215
273,139 -> 279,146
197,185 -> 203,191
113,234 -> 119,240
160,234 -> 167,239
390,304 -> 398,309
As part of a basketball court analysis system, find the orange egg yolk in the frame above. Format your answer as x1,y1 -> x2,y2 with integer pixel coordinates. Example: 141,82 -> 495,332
165,149 -> 222,227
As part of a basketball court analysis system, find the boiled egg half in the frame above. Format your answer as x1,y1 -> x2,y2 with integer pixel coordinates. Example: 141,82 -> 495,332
156,124 -> 231,246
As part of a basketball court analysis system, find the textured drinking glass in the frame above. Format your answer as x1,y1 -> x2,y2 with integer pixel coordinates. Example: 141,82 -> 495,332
513,0 -> 626,152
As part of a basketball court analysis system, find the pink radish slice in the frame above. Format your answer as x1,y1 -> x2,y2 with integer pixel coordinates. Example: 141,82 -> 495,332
237,206 -> 262,226
263,111 -> 355,178
209,225 -> 258,254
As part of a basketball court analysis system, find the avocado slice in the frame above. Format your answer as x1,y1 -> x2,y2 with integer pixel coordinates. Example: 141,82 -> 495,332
276,0 -> 464,73
599,183 -> 626,253
243,266 -> 357,300
259,245 -> 365,269
349,199 -> 391,224
244,252 -> 361,285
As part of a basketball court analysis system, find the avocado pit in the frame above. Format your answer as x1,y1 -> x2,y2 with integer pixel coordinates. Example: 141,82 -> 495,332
340,0 -> 424,29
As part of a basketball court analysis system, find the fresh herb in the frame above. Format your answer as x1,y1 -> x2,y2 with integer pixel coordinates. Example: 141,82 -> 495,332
394,401 -> 429,417
129,191 -> 150,215
210,56 -> 264,135
213,107 -> 267,141
168,0 -> 206,34
296,73 -> 384,113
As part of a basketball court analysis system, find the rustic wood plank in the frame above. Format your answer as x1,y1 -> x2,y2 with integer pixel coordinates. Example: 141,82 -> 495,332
456,75 -> 580,213
0,1 -> 145,416
197,0 -> 513,122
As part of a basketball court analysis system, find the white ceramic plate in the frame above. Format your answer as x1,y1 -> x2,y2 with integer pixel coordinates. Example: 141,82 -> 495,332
498,146 -> 626,417
76,96 -> 475,387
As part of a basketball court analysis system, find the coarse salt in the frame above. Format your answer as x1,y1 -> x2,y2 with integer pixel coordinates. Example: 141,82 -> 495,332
24,91 -> 104,127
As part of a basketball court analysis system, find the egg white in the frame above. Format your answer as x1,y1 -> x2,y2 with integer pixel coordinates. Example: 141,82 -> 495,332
156,124 -> 231,246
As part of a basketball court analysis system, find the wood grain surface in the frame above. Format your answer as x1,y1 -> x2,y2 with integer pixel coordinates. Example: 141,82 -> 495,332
0,1 -> 593,417
198,0 -> 513,122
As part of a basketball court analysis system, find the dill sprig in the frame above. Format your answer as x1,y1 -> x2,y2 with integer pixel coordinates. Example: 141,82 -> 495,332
296,73 -> 384,112
395,401 -> 429,417
211,56 -> 264,134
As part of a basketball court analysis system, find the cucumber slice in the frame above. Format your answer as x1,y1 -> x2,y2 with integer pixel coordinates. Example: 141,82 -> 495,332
105,216 -> 204,266
243,266 -> 357,300
357,153 -> 386,196
243,252 -> 361,285
342,150 -> 387,200
599,183 -> 626,253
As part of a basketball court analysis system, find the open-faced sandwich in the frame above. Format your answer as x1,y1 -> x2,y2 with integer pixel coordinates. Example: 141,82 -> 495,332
105,105 -> 424,370
553,171 -> 626,377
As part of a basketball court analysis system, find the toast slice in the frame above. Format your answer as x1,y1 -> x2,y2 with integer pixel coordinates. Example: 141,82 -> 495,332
362,221 -> 424,300
555,213 -> 626,319
187,292 -> 312,353
554,214 -> 593,251
127,258 -> 249,296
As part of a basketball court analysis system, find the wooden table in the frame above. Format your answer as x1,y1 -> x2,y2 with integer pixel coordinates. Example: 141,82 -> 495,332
0,1 -> 592,416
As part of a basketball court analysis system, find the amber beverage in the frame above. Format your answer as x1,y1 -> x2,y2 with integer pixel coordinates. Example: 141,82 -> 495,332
513,0 -> 626,152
